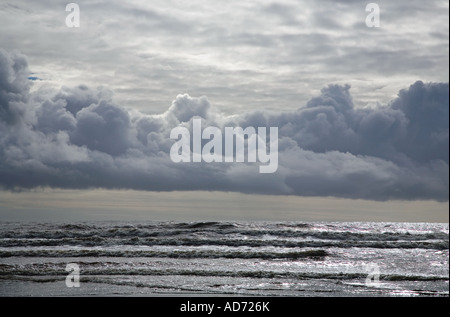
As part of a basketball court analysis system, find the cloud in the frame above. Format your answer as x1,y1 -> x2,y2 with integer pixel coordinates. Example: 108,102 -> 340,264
0,49 -> 30,125
1,0 -> 447,117
0,49 -> 448,201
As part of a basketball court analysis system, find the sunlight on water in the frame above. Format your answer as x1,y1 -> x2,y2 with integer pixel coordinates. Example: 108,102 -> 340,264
0,221 -> 448,296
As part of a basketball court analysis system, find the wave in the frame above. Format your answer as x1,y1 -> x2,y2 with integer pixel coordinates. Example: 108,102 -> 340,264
166,221 -> 239,230
0,222 -> 447,258
1,264 -> 447,282
0,226 -> 447,241
0,249 -> 328,259
0,237 -> 447,250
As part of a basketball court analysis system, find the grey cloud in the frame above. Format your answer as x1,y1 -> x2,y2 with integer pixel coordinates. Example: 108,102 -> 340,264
261,3 -> 301,26
166,94 -> 213,123
70,100 -> 136,156
391,81 -> 449,163
34,98 -> 76,134
53,85 -> 113,116
0,49 -> 448,201
0,49 -> 30,125
2,0 -> 447,118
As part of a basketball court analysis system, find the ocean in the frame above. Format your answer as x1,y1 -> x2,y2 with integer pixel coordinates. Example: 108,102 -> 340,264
0,221 -> 448,297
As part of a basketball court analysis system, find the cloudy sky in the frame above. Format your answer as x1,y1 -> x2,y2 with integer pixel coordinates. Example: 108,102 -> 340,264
0,0 -> 448,222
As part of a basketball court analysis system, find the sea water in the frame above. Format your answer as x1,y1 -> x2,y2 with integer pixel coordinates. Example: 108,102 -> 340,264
0,221 -> 448,297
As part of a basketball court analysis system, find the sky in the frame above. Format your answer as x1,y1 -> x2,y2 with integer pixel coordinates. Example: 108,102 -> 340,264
0,0 -> 448,222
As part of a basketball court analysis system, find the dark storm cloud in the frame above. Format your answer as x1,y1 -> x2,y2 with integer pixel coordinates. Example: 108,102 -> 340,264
0,49 -> 448,201
0,50 -> 30,125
